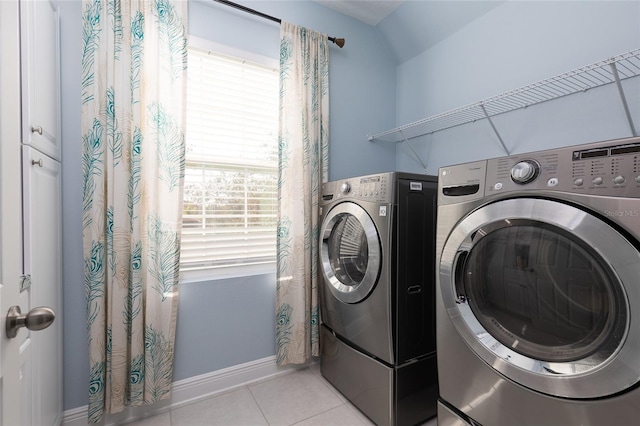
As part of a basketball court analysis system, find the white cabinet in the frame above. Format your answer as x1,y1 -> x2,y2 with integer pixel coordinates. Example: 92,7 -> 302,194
19,0 -> 63,424
21,146 -> 62,426
21,0 -> 61,161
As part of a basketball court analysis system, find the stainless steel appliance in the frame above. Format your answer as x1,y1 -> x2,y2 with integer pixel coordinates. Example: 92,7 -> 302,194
436,136 -> 640,425
319,172 -> 438,426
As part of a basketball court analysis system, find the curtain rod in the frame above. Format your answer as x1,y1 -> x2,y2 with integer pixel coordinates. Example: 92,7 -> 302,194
212,0 -> 346,48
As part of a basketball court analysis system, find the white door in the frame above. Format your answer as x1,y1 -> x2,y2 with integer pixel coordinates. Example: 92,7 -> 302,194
1,2 -> 25,424
1,0 -> 63,424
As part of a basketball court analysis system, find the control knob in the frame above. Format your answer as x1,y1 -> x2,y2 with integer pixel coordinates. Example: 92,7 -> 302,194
510,160 -> 540,184
340,182 -> 351,194
613,175 -> 625,185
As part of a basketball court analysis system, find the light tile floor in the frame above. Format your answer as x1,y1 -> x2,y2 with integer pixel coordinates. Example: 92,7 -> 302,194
127,363 -> 438,426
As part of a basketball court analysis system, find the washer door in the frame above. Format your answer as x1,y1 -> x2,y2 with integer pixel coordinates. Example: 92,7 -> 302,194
440,198 -> 640,399
320,202 -> 382,304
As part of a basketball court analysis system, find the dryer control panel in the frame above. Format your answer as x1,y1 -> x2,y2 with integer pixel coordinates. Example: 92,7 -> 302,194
484,137 -> 640,199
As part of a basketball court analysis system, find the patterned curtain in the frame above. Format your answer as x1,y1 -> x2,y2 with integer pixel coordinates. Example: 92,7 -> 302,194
276,22 -> 329,365
81,0 -> 187,422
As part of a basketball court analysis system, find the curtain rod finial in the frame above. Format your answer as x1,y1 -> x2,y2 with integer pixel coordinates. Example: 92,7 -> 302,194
333,38 -> 345,48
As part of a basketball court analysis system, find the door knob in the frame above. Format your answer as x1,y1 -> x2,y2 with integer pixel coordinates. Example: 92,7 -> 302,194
5,306 -> 55,338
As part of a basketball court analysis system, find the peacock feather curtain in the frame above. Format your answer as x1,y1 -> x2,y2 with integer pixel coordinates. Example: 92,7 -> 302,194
276,22 -> 329,365
81,0 -> 187,422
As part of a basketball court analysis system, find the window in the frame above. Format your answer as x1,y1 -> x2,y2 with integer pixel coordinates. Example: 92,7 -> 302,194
181,40 -> 279,277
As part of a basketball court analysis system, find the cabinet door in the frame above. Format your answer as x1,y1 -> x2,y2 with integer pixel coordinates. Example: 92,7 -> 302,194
22,145 -> 62,426
20,0 -> 60,161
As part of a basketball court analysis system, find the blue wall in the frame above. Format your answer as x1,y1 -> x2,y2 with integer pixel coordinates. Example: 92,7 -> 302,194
190,0 -> 398,180
58,0 -> 640,412
60,0 -> 396,411
392,0 -> 640,174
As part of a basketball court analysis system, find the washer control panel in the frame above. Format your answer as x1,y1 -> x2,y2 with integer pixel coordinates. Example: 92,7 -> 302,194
356,175 -> 389,201
485,137 -> 640,198
320,173 -> 391,204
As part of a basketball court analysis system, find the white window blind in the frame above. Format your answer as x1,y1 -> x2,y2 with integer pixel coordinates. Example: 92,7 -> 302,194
181,45 -> 279,273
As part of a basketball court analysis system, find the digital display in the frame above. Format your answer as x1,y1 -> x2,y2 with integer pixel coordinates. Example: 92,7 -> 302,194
360,176 -> 381,183
573,143 -> 640,160
611,144 -> 640,155
580,149 -> 609,159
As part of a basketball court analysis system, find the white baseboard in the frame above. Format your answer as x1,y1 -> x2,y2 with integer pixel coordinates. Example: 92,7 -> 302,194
62,356 -> 312,426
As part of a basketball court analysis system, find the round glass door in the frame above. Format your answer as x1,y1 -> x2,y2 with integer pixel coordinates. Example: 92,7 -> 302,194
320,202 -> 381,304
440,198 -> 640,399
462,222 -> 626,363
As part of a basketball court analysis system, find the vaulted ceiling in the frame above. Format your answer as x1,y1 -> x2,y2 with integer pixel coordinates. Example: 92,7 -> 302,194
313,0 -> 405,25
313,1 -> 504,64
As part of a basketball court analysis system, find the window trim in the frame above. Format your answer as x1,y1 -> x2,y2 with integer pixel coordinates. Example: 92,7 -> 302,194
189,36 -> 279,70
181,36 -> 279,283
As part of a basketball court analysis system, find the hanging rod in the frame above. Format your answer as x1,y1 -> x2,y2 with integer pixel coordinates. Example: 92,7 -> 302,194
212,0 -> 346,48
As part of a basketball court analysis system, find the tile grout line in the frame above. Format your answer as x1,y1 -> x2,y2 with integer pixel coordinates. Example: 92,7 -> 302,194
287,402 -> 355,426
289,368 -> 359,426
247,382 -> 271,425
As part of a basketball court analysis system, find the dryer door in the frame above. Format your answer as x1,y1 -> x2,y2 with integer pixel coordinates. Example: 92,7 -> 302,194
320,201 -> 382,304
440,198 -> 640,399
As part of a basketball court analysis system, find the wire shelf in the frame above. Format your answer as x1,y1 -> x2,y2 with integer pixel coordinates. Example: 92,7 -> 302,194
368,48 -> 640,143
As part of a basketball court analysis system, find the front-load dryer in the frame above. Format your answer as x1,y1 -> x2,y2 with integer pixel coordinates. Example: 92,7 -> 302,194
436,136 -> 640,425
319,172 -> 438,426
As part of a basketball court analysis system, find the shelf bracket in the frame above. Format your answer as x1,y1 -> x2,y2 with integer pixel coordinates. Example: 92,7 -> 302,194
399,129 -> 428,170
480,103 -> 510,155
610,62 -> 638,137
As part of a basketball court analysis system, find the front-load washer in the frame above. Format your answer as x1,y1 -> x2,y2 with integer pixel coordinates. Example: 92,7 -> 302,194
436,136 -> 640,425
319,172 -> 439,426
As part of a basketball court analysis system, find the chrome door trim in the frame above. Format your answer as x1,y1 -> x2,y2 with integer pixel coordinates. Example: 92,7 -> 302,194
440,198 -> 640,399
320,201 -> 381,304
